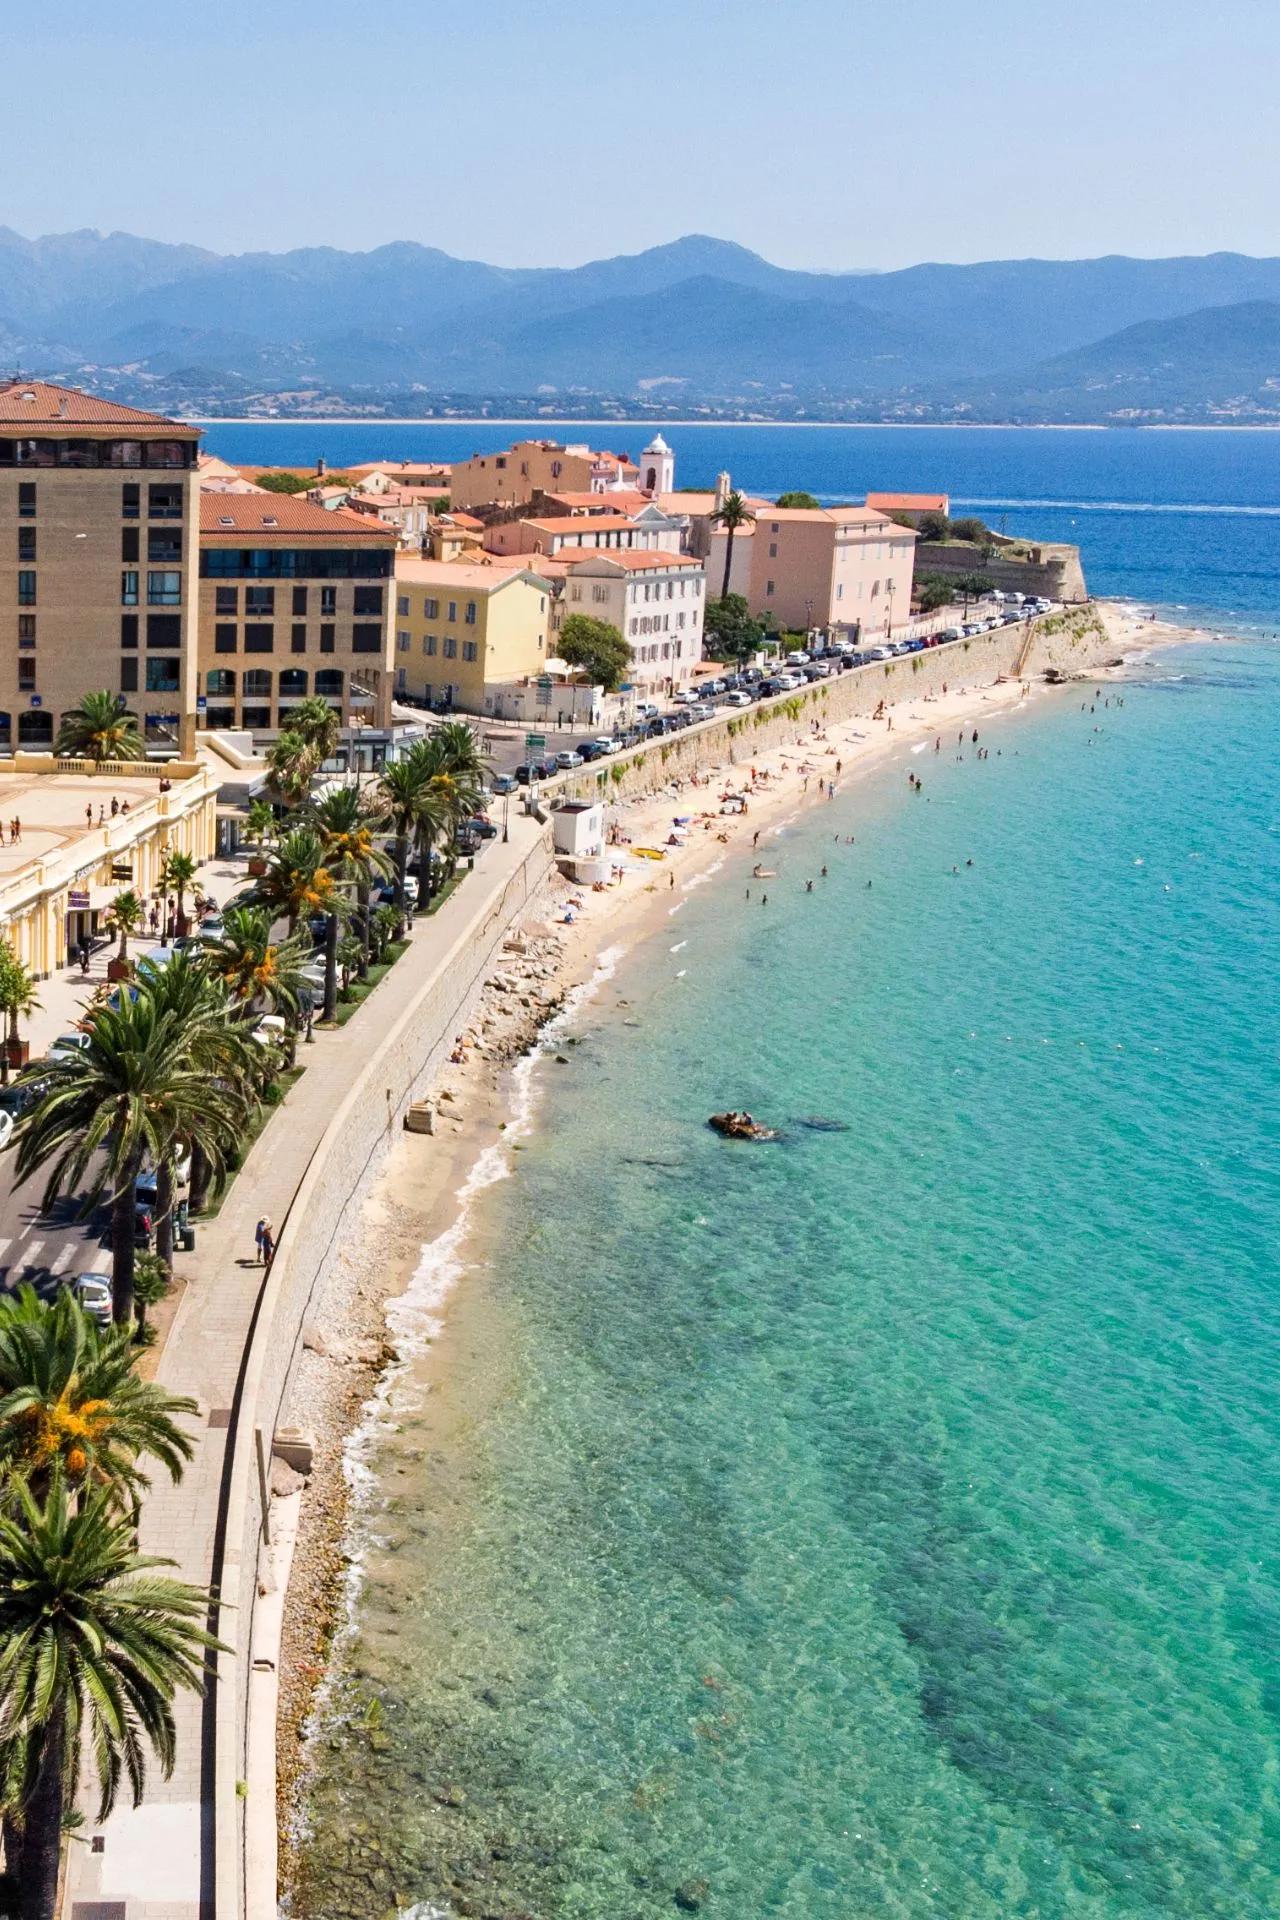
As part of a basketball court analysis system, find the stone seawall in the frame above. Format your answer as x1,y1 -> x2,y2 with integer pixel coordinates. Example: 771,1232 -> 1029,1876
913,540 -> 1089,605
214,827 -> 553,1919
546,610 -> 1113,809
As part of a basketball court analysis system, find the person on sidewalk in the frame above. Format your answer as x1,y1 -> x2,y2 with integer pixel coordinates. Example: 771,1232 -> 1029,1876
254,1217 -> 269,1265
261,1221 -> 276,1269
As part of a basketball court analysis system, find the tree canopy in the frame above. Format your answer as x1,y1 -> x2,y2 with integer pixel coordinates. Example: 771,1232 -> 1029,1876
556,614 -> 632,692
702,594 -> 764,666
775,490 -> 820,510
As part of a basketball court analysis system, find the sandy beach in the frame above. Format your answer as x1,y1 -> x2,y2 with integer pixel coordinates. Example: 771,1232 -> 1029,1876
274,597 -> 1183,1853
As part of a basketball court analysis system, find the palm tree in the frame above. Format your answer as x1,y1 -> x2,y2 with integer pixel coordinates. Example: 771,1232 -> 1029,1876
404,735 -> 482,906
244,798 -> 276,847
54,692 -> 144,764
376,758 -> 428,935
0,946 -> 40,1086
11,991 -> 249,1325
201,905 -> 312,1031
710,490 -> 755,602
308,787 -> 391,1015
0,1472 -> 215,1920
129,1253 -> 171,1341
264,729 -> 320,810
287,694 -> 341,764
240,826 -> 339,937
0,1284 -> 194,1499
105,889 -> 145,970
159,850 -> 197,938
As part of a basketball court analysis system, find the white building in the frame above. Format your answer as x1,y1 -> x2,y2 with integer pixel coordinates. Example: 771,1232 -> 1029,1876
638,433 -> 676,496
552,548 -> 705,704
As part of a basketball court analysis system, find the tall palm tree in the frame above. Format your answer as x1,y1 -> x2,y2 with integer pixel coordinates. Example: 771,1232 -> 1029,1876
0,1473 -> 215,1920
159,850 -> 197,938
264,729 -> 320,810
54,692 -> 144,764
0,1285 -> 194,1501
0,946 -> 39,1087
308,787 -> 391,1014
404,735 -> 483,905
129,953 -> 259,1272
10,991 -> 248,1325
201,905 -> 312,1029
710,490 -> 755,602
376,758 -> 428,936
244,798 -> 276,848
105,889 -> 145,968
240,826 -> 339,937
287,694 -> 341,764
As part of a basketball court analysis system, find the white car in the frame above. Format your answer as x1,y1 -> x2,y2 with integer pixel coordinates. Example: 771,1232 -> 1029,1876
670,688 -> 698,705
48,1031 -> 91,1063
723,689 -> 752,707
788,651 -> 811,666
72,1274 -> 113,1328
251,1014 -> 288,1048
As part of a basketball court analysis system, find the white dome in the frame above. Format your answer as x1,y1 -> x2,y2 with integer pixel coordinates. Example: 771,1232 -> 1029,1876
643,433 -> 672,454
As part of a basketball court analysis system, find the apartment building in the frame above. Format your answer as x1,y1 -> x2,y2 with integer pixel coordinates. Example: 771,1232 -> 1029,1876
448,439 -> 639,513
481,503 -> 685,560
551,549 -> 705,699
198,494 -> 396,733
393,557 -> 550,711
0,381 -> 200,754
747,505 -> 916,636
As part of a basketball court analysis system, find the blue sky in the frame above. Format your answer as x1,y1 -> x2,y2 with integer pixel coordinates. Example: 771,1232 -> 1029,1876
9,0 -> 1279,268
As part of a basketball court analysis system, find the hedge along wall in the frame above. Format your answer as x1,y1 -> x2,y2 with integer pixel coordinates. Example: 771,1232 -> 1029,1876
545,610 -> 1116,809
214,827 -> 553,1919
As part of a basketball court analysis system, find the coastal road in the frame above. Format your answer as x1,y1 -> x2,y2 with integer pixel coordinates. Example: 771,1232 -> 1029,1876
0,1168 -> 109,1296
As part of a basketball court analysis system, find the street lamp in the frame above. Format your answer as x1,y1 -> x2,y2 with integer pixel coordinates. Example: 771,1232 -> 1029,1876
886,579 -> 896,638
502,788 -> 510,844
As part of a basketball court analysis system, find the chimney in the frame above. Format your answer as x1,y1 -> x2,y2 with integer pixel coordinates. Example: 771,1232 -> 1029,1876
57,395 -> 68,419
316,455 -> 327,477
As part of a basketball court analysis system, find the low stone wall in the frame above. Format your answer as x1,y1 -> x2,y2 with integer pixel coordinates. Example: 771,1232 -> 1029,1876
913,539 -> 1088,604
213,829 -> 552,1919
545,610 -> 1114,809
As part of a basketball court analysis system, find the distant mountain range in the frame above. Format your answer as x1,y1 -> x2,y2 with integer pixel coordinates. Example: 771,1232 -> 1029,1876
4,227 -> 1280,422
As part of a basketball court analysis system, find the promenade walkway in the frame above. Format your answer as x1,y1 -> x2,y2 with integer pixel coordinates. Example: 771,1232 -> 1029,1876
62,815 -> 545,1920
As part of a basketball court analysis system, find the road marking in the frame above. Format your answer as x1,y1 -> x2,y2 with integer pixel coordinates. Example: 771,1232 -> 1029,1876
50,1243 -> 77,1275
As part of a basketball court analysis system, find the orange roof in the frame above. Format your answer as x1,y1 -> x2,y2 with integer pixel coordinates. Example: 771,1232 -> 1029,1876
0,380 -> 196,436
347,460 -> 452,478
523,515 -> 640,537
542,490 -> 652,514
864,491 -> 948,512
395,556 -> 550,591
555,547 -> 701,571
199,494 -> 395,540
446,511 -> 486,530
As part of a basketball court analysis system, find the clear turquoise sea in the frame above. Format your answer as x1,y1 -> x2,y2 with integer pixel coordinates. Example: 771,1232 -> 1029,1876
286,433 -> 1280,1919
293,637 -> 1280,1920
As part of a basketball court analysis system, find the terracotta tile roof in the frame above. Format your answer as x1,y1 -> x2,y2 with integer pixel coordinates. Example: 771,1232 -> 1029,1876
445,511 -> 486,530
555,547 -> 701,572
395,557 -> 550,592
864,492 -> 948,512
347,460 -> 451,479
541,490 -> 652,514
0,380 -> 196,435
522,515 -> 641,537
198,493 -> 395,540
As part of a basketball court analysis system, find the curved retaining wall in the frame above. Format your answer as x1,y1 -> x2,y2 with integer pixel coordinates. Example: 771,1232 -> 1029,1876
545,611 -> 1115,809
213,830 -> 552,1918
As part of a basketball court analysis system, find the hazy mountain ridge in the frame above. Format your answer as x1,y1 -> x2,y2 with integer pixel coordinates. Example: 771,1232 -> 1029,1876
3,227 -> 1280,420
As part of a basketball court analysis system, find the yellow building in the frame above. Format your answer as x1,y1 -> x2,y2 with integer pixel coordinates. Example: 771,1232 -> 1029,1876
393,558 -> 550,712
0,381 -> 201,756
0,755 -> 217,978
198,493 -> 397,733
447,439 -> 637,513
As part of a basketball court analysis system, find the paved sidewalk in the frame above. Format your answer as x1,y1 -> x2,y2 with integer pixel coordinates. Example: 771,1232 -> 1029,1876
62,817 -> 545,1920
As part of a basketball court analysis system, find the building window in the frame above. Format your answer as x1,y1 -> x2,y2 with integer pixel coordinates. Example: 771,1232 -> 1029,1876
320,586 -> 336,617
592,584 -> 608,604
244,624 -> 274,653
424,635 -> 437,656
292,585 -> 308,616
147,570 -> 182,605
122,527 -> 140,563
353,585 -> 383,615
121,482 -> 140,517
17,660 -> 35,692
245,585 -> 274,616
443,636 -> 457,659
291,624 -> 307,654
240,706 -> 271,731
242,668 -> 272,699
769,542 -> 778,558
18,482 -> 36,518
145,658 -> 180,693
319,624 -> 335,653
215,586 -> 238,615
204,706 -> 235,730
315,669 -> 343,699
214,624 -> 237,654
447,601 -> 457,623
464,601 -> 477,625
766,579 -> 775,596
121,615 -> 138,649
462,640 -> 478,663
206,669 -> 236,697
147,483 -> 184,519
279,668 -> 308,698
146,614 -> 182,649
17,570 -> 36,607
352,624 -> 382,653
17,527 -> 35,562
424,597 -> 438,619
397,595 -> 409,616
397,632 -> 410,652
120,658 -> 138,693
120,571 -> 139,606
17,615 -> 35,648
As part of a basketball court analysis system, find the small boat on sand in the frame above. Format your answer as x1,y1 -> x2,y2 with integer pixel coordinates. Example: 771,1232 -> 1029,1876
751,864 -> 776,878
708,1110 -> 777,1141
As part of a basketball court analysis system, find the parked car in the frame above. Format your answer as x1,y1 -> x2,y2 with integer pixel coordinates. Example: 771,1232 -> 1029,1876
865,646 -> 892,662
758,677 -> 785,696
251,1014 -> 288,1048
688,704 -> 716,722
467,815 -> 499,839
47,1031 -> 91,1063
576,740 -> 605,762
555,750 -> 584,770
489,773 -> 518,795
592,736 -> 621,755
514,763 -> 536,784
198,917 -> 226,942
71,1274 -> 113,1329
787,651 -> 811,666
940,627 -> 962,642
723,689 -> 752,707
670,688 -> 699,705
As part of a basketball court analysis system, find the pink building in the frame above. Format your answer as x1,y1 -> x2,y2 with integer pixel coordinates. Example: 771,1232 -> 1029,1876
747,505 -> 916,637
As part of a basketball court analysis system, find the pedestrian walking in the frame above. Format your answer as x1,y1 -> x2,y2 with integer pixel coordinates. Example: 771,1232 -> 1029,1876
254,1217 -> 269,1265
261,1221 -> 276,1268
